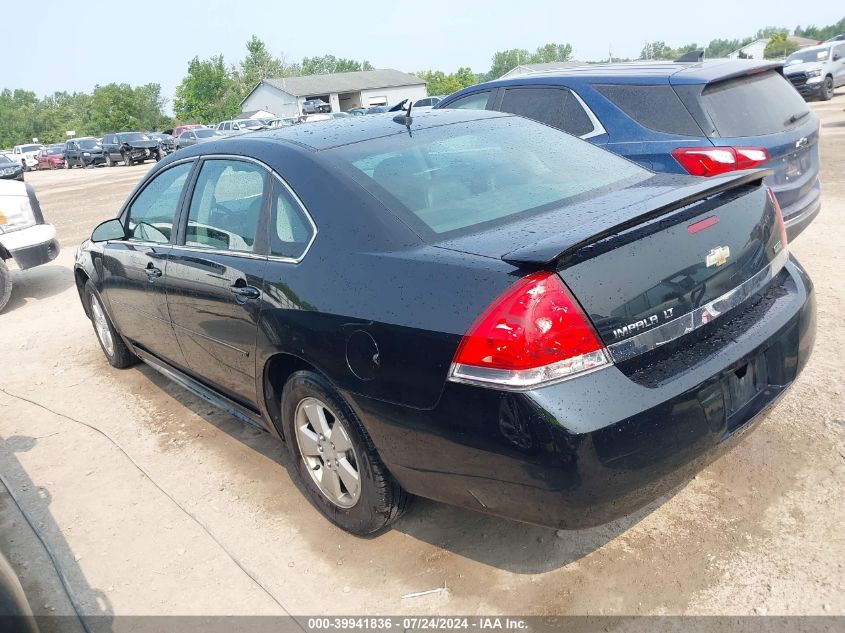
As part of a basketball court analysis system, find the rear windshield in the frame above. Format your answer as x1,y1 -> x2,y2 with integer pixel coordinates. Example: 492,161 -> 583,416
701,71 -> 810,137
117,132 -> 149,142
329,116 -> 649,237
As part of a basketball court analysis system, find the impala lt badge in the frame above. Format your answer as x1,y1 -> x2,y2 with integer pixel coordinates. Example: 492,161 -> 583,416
706,245 -> 731,268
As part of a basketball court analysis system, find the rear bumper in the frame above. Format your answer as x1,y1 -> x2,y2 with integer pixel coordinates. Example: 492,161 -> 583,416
780,178 -> 821,241
350,257 -> 815,529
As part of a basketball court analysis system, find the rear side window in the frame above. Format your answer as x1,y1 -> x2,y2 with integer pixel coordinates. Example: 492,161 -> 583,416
499,87 -> 595,136
595,84 -> 702,136
270,181 -> 314,260
701,71 -> 810,137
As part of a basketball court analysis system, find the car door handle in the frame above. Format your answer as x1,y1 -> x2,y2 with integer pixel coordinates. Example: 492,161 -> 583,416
230,283 -> 261,300
145,265 -> 163,281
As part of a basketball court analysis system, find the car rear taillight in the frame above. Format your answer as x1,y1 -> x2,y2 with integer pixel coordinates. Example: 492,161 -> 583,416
767,187 -> 789,251
671,147 -> 770,177
448,272 -> 611,389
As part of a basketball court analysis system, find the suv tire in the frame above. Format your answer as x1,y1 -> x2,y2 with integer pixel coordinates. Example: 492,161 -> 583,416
0,260 -> 12,313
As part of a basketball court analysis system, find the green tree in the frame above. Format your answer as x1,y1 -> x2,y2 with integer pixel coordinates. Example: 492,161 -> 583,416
88,83 -> 170,133
300,55 -> 374,75
174,55 -> 241,124
237,35 -> 285,93
487,42 -> 573,79
416,66 -> 477,96
795,17 -> 845,41
764,33 -> 800,59
756,26 -> 789,40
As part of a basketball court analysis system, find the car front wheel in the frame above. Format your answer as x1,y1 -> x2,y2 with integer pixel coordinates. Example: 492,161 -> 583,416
0,260 -> 12,313
282,370 -> 409,535
105,154 -> 114,167
122,152 -> 132,167
85,281 -> 137,368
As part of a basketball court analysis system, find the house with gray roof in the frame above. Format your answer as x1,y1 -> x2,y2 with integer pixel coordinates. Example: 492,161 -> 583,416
240,69 -> 427,117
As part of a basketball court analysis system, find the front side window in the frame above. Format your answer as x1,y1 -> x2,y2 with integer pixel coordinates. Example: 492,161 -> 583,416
185,159 -> 267,252
125,162 -> 193,243
270,181 -> 314,260
499,87 -> 596,136
444,91 -> 492,110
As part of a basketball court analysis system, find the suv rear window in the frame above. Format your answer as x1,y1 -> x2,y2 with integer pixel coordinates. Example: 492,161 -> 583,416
701,71 -> 810,137
331,116 -> 648,237
595,84 -> 702,136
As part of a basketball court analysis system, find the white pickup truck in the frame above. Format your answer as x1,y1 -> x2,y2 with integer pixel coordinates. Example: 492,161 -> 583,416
0,180 -> 60,311
12,144 -> 43,171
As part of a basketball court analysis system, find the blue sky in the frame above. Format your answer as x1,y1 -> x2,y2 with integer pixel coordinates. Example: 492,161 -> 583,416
5,0 -> 841,108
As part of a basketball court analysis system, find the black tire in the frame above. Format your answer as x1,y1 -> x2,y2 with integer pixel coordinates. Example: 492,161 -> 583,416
0,260 -> 12,313
155,150 -> 164,162
64,158 -> 70,169
84,281 -> 137,369
122,152 -> 133,167
282,370 -> 410,535
105,153 -> 114,167
821,76 -> 834,101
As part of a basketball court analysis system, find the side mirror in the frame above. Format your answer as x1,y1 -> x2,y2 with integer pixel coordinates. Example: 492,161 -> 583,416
834,54 -> 841,61
91,218 -> 126,242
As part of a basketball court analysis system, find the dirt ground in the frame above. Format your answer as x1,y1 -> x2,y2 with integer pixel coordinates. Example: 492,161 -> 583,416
1,97 -> 843,620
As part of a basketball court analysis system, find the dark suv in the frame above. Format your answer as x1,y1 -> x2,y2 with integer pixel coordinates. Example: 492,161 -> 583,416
63,137 -> 105,168
436,60 -> 821,240
102,132 -> 163,166
302,99 -> 331,114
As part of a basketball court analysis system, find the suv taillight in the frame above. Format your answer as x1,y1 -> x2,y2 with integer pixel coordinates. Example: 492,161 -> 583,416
448,272 -> 610,390
671,146 -> 770,177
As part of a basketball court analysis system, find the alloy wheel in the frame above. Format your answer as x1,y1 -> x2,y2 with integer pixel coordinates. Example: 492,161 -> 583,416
90,297 -> 115,358
294,397 -> 361,508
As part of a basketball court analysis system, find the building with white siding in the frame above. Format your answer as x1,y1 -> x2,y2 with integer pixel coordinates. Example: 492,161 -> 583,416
240,69 -> 427,117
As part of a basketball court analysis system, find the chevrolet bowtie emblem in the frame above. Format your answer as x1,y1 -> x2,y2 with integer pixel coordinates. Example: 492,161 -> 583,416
706,245 -> 731,268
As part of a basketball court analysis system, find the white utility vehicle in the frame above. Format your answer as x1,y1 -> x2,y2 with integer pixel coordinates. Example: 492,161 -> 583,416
0,180 -> 59,311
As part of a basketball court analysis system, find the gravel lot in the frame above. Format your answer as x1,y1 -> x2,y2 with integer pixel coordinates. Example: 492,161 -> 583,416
1,97 -> 843,619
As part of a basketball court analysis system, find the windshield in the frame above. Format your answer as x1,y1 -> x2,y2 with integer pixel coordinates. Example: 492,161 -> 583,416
785,48 -> 830,65
47,147 -> 63,155
330,116 -> 649,237
116,132 -> 150,142
78,139 -> 100,149
0,155 -> 12,164
21,144 -> 40,152
237,120 -> 262,128
195,129 -> 217,138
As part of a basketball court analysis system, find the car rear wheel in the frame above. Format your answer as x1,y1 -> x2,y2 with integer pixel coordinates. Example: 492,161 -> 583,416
0,260 -> 12,313
282,370 -> 410,535
821,76 -> 834,101
85,281 -> 137,369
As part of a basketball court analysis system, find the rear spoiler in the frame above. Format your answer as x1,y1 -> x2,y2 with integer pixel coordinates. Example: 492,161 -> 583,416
501,169 -> 771,267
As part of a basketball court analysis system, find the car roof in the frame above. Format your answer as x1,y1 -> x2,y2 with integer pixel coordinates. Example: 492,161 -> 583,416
454,59 -> 783,88
242,109 -> 511,151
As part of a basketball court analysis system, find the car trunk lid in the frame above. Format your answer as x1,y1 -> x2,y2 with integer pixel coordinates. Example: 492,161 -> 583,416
436,170 -> 787,358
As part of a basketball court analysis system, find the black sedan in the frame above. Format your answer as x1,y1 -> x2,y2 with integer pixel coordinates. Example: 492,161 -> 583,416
73,110 -> 815,535
0,154 -> 24,181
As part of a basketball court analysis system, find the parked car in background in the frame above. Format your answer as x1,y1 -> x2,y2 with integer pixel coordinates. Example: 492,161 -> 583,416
102,132 -> 163,166
260,117 -> 295,128
347,108 -> 367,116
300,113 -> 332,123
784,42 -> 845,100
175,128 -> 221,149
12,144 -> 41,171
0,155 -> 24,181
825,34 -> 845,42
1,179 -> 59,312
414,96 -> 443,107
365,105 -> 388,114
63,137 -> 105,168
437,59 -> 821,240
36,145 -> 65,170
216,119 -> 268,135
330,112 -> 350,119
302,99 -> 331,114
76,110 -> 813,535
147,132 -> 176,155
169,124 -> 206,139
